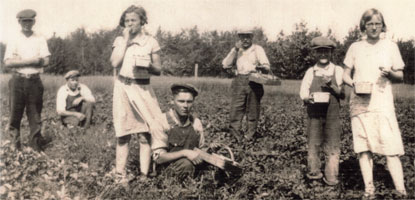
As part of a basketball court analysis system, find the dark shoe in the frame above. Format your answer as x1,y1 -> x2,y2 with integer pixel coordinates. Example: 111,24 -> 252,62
29,136 -> 52,152
306,172 -> 323,180
28,139 -> 42,152
38,137 -> 52,150
13,141 -> 22,151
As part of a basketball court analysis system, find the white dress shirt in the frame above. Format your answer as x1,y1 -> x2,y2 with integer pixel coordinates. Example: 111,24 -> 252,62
222,44 -> 270,75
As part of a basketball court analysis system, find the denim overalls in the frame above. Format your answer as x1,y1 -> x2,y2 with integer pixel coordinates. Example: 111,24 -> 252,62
306,70 -> 341,183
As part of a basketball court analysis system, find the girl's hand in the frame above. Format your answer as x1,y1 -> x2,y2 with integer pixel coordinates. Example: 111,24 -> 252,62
379,67 -> 391,78
122,28 -> 131,41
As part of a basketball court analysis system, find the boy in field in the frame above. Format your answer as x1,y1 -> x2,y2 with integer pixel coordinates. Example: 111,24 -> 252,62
299,37 -> 344,185
56,70 -> 95,128
152,83 -> 205,179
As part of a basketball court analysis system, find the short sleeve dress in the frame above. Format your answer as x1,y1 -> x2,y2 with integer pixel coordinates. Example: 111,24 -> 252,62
112,35 -> 169,149
343,39 -> 405,155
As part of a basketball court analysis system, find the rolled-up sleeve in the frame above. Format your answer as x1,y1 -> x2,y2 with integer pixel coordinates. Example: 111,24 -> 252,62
255,46 -> 270,70
39,37 -> 51,58
56,86 -> 67,113
343,43 -> 355,69
391,42 -> 405,71
4,41 -> 17,61
222,48 -> 238,69
335,66 -> 344,86
193,118 -> 205,148
299,68 -> 314,100
80,84 -> 96,103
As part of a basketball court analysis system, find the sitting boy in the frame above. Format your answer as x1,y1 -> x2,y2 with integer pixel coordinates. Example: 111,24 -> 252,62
56,70 -> 96,128
153,83 -> 205,179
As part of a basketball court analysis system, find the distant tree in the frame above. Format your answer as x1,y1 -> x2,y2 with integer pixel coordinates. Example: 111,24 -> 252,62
47,36 -> 69,74
267,22 -> 322,79
0,42 -> 6,72
397,39 -> 415,84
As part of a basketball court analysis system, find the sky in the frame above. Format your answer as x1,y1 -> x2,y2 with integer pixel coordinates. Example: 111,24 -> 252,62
1,0 -> 415,42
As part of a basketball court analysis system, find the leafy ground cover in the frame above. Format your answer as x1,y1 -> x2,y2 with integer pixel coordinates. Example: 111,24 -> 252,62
0,76 -> 414,199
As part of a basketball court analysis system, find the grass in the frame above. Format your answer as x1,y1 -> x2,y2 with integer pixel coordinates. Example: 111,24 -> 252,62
0,74 -> 414,199
1,74 -> 413,99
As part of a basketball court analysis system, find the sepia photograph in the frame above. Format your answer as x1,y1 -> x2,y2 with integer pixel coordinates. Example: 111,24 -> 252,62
0,0 -> 414,199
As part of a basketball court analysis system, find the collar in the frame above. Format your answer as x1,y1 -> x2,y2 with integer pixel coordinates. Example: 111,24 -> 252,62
168,109 -> 193,127
65,84 -> 81,92
129,34 -> 149,47
239,44 -> 255,53
313,62 -> 334,72
18,30 -> 36,39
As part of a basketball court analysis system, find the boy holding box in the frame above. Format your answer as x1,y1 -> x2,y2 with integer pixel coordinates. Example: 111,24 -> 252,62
299,36 -> 344,185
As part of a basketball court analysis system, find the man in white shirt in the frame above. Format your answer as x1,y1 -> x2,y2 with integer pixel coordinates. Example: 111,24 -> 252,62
3,9 -> 51,151
222,28 -> 270,141
56,70 -> 96,128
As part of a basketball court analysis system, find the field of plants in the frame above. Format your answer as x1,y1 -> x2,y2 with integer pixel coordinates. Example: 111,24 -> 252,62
0,75 -> 414,199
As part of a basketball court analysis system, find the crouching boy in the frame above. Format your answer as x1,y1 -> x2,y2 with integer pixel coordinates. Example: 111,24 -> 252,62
299,37 -> 344,185
56,70 -> 96,128
152,83 -> 205,179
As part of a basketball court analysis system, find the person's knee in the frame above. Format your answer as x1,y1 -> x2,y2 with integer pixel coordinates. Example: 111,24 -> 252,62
138,133 -> 150,144
118,135 -> 131,145
386,155 -> 400,161
62,116 -> 80,127
176,158 -> 195,174
358,151 -> 372,159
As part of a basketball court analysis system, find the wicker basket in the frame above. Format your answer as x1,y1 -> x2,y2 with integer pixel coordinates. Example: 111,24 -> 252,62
354,82 -> 372,94
312,92 -> 330,103
249,71 -> 281,86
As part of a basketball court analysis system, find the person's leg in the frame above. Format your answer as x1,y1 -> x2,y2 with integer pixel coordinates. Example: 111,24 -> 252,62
116,135 -> 131,174
8,76 -> 25,150
167,158 -> 195,180
246,82 -> 264,138
307,117 -> 323,179
61,116 -> 81,128
229,78 -> 247,141
323,116 -> 341,184
138,133 -> 151,176
359,151 -> 375,194
386,155 -> 406,195
80,101 -> 94,128
26,78 -> 46,151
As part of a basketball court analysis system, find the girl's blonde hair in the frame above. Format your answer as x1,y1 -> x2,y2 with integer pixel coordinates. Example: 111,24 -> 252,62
359,8 -> 387,33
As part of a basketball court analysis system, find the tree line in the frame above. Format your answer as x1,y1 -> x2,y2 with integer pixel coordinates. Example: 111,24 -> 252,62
1,22 -> 414,84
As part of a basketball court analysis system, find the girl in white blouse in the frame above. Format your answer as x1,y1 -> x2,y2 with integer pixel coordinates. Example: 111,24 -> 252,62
110,5 -> 168,183
343,8 -> 406,198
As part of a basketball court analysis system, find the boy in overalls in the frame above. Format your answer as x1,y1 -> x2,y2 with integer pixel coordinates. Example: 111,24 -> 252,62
299,37 -> 344,185
153,83 -> 205,179
56,70 -> 96,128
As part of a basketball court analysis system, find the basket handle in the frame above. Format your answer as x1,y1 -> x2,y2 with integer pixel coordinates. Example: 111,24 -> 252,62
223,145 -> 235,162
208,143 -> 236,162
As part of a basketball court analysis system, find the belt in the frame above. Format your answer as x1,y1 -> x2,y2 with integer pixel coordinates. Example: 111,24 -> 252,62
13,72 -> 40,79
118,75 -> 150,85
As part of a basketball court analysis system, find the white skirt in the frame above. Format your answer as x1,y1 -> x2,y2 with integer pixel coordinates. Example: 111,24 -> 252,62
112,79 -> 168,149
351,111 -> 404,156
